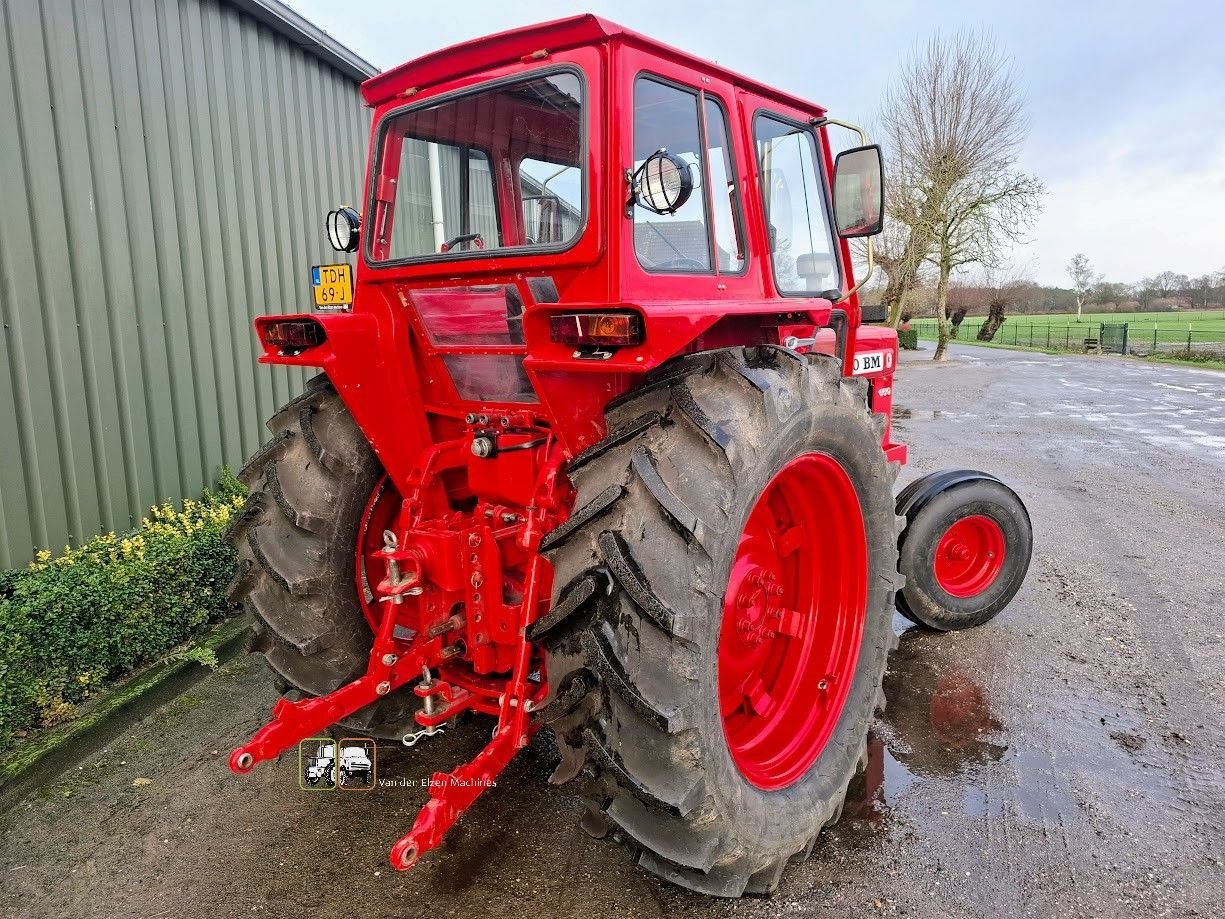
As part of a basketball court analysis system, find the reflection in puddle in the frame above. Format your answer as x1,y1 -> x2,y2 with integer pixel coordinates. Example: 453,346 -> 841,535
843,736 -> 913,824
844,629 -> 1008,824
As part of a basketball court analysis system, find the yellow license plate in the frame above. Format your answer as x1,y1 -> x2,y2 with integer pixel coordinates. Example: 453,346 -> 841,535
312,263 -> 353,308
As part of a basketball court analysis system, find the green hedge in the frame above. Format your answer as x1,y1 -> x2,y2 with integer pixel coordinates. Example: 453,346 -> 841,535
898,327 -> 919,350
0,472 -> 245,753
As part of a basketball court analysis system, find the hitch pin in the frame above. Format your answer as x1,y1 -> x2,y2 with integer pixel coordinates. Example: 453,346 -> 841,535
403,666 -> 446,748
382,530 -> 424,602
383,530 -> 406,606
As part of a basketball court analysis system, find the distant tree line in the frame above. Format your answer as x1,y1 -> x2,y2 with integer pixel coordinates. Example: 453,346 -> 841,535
872,264 -> 1225,323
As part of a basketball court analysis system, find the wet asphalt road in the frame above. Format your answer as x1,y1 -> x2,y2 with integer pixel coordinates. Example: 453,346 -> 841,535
1,346 -> 1222,918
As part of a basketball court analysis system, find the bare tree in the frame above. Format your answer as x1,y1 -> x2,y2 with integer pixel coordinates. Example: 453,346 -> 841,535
1192,274 -> 1214,308
1152,270 -> 1189,300
870,221 -> 930,327
1136,277 -> 1156,308
977,270 -> 1031,342
940,267 -> 1030,342
1066,253 -> 1098,319
926,172 -> 1042,356
880,30 -> 1043,361
1092,279 -> 1130,307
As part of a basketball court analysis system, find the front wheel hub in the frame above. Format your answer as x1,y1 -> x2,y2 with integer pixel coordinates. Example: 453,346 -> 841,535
718,453 -> 868,791
933,515 -> 1006,598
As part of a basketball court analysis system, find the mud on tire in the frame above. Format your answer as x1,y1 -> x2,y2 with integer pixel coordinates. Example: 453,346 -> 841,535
534,347 -> 903,896
225,374 -> 416,737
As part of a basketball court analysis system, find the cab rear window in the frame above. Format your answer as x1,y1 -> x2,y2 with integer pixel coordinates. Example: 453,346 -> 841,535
368,70 -> 585,263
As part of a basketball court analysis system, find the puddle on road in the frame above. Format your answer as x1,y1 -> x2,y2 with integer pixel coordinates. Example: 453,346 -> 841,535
842,622 -> 1076,832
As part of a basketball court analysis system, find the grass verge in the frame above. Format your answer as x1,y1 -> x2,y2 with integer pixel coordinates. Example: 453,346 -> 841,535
1127,353 -> 1225,372
914,334 -> 1225,369
0,615 -> 250,809
914,336 -> 1065,356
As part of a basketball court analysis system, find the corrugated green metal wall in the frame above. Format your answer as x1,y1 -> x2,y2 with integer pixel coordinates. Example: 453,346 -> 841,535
0,0 -> 370,567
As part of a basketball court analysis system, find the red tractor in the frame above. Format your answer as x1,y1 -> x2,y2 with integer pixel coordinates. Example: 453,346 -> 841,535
226,15 -> 1032,896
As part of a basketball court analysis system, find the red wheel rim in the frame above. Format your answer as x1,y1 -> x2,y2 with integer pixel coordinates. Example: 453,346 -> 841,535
933,515 -> 1006,598
355,475 -> 402,630
717,453 -> 868,791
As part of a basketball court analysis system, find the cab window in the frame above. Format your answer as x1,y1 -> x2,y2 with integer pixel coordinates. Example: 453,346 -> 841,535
631,78 -> 750,274
370,70 -> 584,262
632,78 -> 712,272
391,142 -> 500,255
704,97 -> 746,273
754,114 -> 840,294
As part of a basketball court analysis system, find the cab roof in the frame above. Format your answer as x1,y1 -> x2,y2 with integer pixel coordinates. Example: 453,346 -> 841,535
360,13 -> 826,117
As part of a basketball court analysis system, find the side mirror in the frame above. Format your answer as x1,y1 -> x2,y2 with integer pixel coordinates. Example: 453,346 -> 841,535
832,145 -> 884,238
631,149 -> 694,216
326,206 -> 361,253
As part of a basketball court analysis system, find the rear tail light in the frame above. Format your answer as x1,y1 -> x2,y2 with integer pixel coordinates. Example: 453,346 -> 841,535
258,319 -> 326,353
549,312 -> 643,347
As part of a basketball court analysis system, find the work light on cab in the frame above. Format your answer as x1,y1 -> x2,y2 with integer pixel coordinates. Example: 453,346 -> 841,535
549,312 -> 643,347
630,149 -> 694,215
326,206 -> 361,252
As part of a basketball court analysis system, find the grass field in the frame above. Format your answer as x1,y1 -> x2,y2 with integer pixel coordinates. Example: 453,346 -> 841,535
911,309 -> 1225,352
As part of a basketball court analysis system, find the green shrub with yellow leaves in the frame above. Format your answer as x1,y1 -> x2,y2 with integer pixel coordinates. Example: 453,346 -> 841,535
0,471 -> 245,753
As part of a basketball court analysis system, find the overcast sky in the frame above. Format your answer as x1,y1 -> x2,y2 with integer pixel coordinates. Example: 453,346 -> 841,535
285,0 -> 1225,287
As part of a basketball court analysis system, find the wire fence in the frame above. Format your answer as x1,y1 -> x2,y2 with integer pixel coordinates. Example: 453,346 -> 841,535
910,319 -> 1225,358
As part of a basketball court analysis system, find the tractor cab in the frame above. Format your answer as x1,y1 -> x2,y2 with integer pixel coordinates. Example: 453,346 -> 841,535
258,15 -> 897,478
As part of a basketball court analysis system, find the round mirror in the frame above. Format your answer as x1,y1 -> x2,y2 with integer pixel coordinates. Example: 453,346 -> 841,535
635,150 -> 694,215
326,207 -> 361,253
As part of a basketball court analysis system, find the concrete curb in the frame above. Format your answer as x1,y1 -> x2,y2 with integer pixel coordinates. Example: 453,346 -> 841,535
0,614 -> 251,811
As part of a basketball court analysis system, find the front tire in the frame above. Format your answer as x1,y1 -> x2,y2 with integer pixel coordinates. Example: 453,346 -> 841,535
534,348 -> 902,896
895,471 -> 1032,631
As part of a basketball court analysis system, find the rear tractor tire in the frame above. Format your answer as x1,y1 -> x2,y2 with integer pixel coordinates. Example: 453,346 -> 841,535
226,374 -> 417,738
533,347 -> 903,896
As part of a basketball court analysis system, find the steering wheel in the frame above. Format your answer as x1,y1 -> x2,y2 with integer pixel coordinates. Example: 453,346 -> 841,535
654,257 -> 707,270
441,232 -> 484,253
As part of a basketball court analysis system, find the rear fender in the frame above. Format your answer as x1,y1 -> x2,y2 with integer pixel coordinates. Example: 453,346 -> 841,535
253,311 -> 433,494
896,469 -> 1011,521
521,299 -> 836,373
